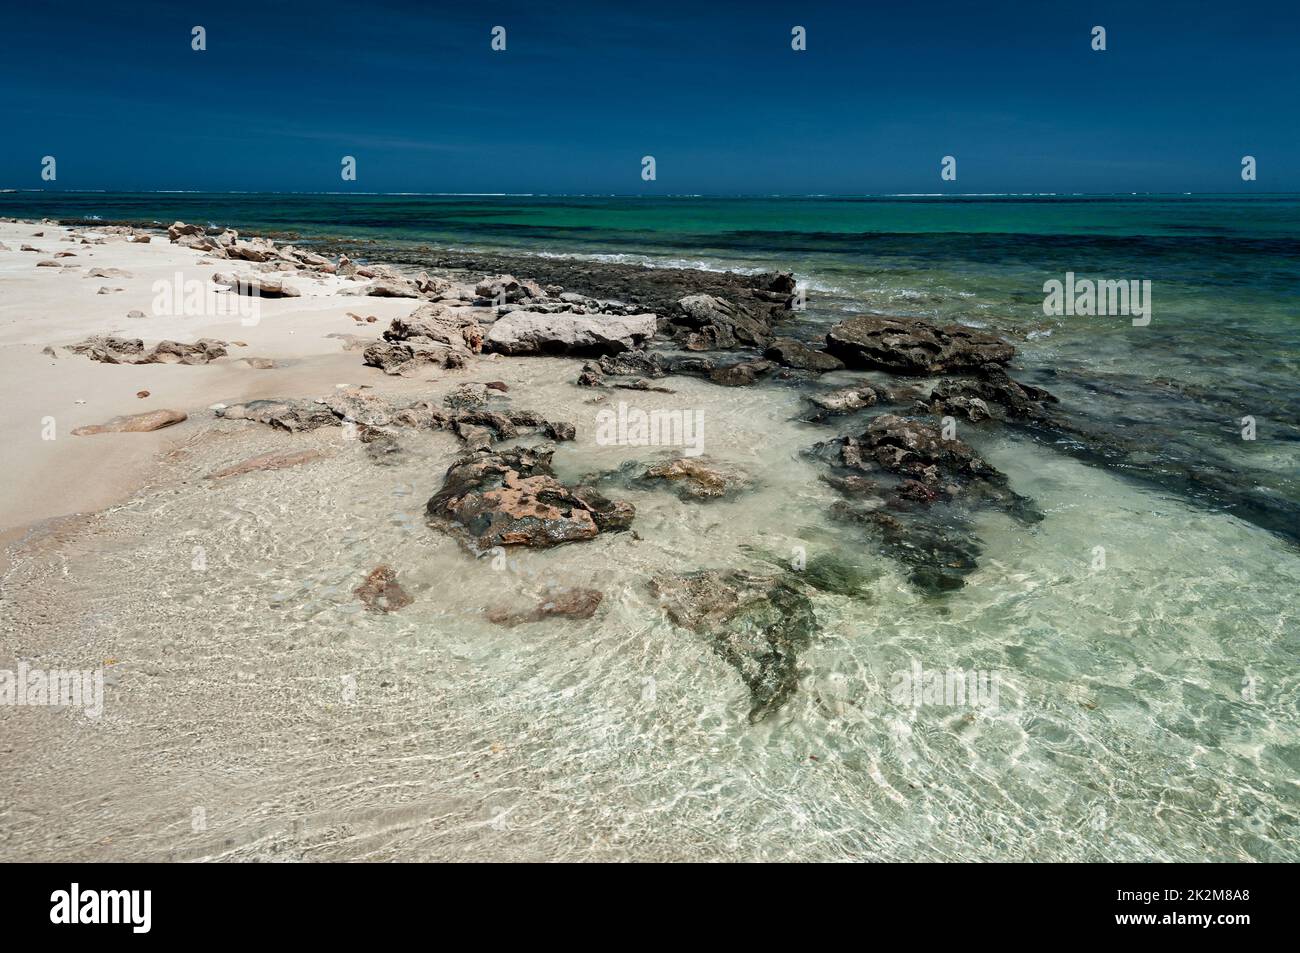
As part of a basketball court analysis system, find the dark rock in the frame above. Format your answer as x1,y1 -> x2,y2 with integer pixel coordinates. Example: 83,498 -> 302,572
426,445 -> 634,552
826,314 -> 1015,374
765,337 -> 845,372
650,569 -> 817,723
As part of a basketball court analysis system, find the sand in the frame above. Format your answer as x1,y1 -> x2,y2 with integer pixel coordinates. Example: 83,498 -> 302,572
0,220 -> 421,549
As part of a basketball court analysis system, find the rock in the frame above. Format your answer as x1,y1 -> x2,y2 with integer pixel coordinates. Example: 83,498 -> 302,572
764,337 -> 845,372
72,409 -> 187,436
927,363 -> 1059,421
242,357 -> 277,369
207,449 -> 329,480
61,336 -> 227,365
226,238 -> 277,262
96,287 -> 125,294
544,420 -> 576,441
342,277 -> 420,298
825,315 -> 1015,373
485,310 -> 655,356
212,272 -> 301,297
486,587 -> 604,626
336,254 -> 357,277
136,390 -> 150,399
708,359 -> 775,387
215,398 -> 339,432
807,385 -> 879,419
830,502 -> 981,594
673,294 -> 771,350
640,456 -> 749,500
474,274 -> 543,303
131,235 -> 151,243
127,310 -> 146,319
167,221 -> 204,240
353,565 -> 414,613
20,245 -> 38,252
86,267 -> 133,279
426,445 -> 634,552
36,259 -> 60,267
650,569 -> 816,723
484,380 -> 509,392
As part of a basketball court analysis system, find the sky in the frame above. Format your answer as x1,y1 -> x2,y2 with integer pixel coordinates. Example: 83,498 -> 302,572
1,0 -> 1297,194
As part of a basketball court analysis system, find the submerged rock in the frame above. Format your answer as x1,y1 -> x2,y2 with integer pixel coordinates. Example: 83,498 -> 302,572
806,385 -> 879,420
426,445 -> 634,552
650,569 -> 816,723
825,314 -> 1014,374
485,587 -> 604,626
640,456 -> 750,501
207,449 -> 328,480
72,409 -> 187,435
354,565 -> 414,613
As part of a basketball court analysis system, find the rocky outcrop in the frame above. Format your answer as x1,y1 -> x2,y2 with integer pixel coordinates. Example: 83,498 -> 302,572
807,413 -> 1041,593
926,363 -> 1059,421
215,398 -> 340,432
474,274 -> 544,303
485,310 -> 655,356
426,445 -> 634,552
363,303 -> 484,374
342,276 -> 421,298
825,315 -> 1015,374
671,294 -> 772,351
72,409 -> 187,435
650,569 -> 816,723
764,337 -> 845,372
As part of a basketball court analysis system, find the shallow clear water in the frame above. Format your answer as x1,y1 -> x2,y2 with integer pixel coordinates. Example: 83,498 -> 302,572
2,194 -> 1297,860
4,358 -> 1298,861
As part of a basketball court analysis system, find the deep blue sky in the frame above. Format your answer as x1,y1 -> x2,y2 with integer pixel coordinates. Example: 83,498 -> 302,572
2,0 -> 1296,194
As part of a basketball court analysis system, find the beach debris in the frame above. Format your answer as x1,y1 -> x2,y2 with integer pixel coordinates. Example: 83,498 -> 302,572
72,409 -> 187,435
426,444 -> 634,552
353,565 -> 414,613
825,314 -> 1015,374
650,569 -> 816,723
485,586 -> 604,626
